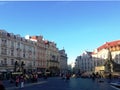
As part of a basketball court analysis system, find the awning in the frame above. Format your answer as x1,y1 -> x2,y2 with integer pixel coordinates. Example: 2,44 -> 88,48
12,72 -> 22,75
0,69 -> 7,72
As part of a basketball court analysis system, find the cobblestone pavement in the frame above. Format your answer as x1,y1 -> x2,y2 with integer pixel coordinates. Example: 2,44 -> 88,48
3,77 -> 119,90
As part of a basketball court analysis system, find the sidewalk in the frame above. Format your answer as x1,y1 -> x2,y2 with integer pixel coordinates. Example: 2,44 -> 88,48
3,78 -> 47,90
6,81 -> 47,90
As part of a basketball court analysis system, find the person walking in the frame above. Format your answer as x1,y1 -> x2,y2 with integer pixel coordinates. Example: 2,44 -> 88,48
20,75 -> 24,88
15,76 -> 19,87
92,72 -> 96,81
66,73 -> 70,80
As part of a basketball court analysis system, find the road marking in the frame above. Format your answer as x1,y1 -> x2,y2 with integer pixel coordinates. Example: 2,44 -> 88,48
111,85 -> 120,90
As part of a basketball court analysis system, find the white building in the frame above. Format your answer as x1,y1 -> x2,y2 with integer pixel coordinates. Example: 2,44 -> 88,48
75,40 -> 120,74
75,51 -> 92,73
92,41 -> 120,73
0,30 -> 36,74
59,49 -> 68,74
0,30 -> 68,78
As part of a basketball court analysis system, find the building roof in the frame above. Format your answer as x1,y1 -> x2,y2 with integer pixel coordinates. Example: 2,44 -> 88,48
30,36 -> 38,40
86,51 -> 92,55
97,40 -> 120,51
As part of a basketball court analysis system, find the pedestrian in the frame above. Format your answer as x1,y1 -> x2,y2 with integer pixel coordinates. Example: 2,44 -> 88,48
62,74 -> 65,79
109,73 -> 112,80
20,75 -> 24,88
35,74 -> 38,82
0,80 -> 5,90
15,76 -> 19,87
66,73 -> 70,80
92,72 -> 96,81
44,73 -> 47,79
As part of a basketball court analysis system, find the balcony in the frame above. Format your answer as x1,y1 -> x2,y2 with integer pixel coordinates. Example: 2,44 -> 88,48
1,44 -> 7,47
0,64 -> 7,67
1,52 -> 7,55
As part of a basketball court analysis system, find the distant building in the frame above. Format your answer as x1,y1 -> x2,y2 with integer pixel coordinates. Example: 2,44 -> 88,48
97,41 -> 120,64
26,35 -> 60,75
75,40 -> 120,74
59,49 -> 68,74
93,40 -> 120,73
75,51 -> 92,73
26,35 -> 47,73
91,48 -> 108,72
45,40 -> 60,75
75,56 -> 81,73
0,29 -> 66,79
0,30 -> 36,76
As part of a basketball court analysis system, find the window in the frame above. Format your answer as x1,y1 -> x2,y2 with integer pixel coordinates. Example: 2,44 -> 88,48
11,59 -> 14,65
4,58 -> 7,65
1,39 -> 7,46
11,42 -> 14,48
17,42 -> 20,48
23,53 -> 25,58
1,60 -> 3,65
11,50 -> 14,56
1,48 -> 7,55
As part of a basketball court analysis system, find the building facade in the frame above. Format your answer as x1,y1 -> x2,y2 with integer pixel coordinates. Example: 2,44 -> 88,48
27,35 -> 47,73
75,40 -> 120,74
0,30 -> 36,76
93,41 -> 120,73
0,30 -> 65,79
59,49 -> 68,74
45,40 -> 60,75
26,35 -> 60,75
75,51 -> 92,73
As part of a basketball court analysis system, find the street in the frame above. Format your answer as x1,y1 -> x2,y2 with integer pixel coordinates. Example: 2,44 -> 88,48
5,77 -> 118,90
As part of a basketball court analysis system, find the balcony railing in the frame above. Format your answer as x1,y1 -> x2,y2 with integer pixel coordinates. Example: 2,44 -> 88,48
0,64 -> 7,66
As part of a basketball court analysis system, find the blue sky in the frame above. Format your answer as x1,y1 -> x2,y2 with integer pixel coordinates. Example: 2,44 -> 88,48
0,1 -> 120,64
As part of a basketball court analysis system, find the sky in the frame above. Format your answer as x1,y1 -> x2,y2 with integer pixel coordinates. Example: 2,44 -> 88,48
0,1 -> 120,64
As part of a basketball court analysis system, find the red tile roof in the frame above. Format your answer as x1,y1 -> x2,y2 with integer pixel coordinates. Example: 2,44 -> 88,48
97,40 -> 120,51
30,36 -> 37,40
92,52 -> 97,55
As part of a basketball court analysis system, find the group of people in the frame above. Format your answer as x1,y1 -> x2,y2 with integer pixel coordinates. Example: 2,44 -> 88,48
91,72 -> 103,80
15,74 -> 25,88
61,73 -> 71,80
12,73 -> 38,88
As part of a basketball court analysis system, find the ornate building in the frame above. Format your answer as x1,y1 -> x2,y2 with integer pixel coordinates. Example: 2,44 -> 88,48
75,40 -> 120,74
0,30 -> 36,78
96,40 -> 120,73
75,51 -> 92,73
0,30 -> 64,79
27,35 -> 47,73
26,35 -> 60,75
45,40 -> 60,75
